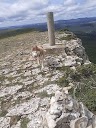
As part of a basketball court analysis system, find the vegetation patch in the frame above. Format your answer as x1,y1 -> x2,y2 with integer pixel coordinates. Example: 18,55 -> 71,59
59,34 -> 77,41
57,64 -> 96,113
10,115 -> 21,127
0,110 -> 8,117
21,117 -> 30,128
0,75 -> 6,82
37,91 -> 49,99
37,91 -> 54,99
0,28 -> 38,40
57,66 -> 72,86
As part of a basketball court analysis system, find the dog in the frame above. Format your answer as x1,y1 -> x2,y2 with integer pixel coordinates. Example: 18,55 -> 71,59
32,45 -> 46,69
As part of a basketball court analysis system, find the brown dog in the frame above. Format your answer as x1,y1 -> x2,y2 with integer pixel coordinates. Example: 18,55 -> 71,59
32,45 -> 46,69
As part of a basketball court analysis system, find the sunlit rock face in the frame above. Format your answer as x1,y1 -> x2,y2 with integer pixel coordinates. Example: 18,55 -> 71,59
0,31 -> 94,128
46,88 -> 96,128
44,33 -> 91,69
63,37 -> 90,66
63,38 -> 90,65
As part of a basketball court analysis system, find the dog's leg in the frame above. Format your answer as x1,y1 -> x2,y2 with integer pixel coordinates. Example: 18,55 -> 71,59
37,57 -> 40,65
41,60 -> 44,69
40,56 -> 44,69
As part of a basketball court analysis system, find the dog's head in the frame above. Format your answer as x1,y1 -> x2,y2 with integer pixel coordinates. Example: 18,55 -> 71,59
32,46 -> 40,58
32,46 -> 38,51
32,45 -> 46,58
32,51 -> 38,57
32,46 -> 37,57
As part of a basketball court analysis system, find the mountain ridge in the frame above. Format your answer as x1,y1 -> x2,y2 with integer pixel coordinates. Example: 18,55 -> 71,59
1,17 -> 96,30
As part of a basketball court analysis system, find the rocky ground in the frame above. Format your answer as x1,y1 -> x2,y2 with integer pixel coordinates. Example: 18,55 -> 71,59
0,31 -> 64,128
0,31 -> 95,128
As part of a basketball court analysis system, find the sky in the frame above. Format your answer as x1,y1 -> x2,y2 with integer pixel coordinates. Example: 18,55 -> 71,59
0,0 -> 96,28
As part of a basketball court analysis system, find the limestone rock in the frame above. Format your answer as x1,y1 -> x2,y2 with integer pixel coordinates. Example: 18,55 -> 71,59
64,56 -> 77,66
46,57 -> 63,68
63,36 -> 90,65
70,116 -> 88,128
0,117 -> 10,128
0,85 -> 23,98
7,98 -> 40,116
0,31 -> 93,128
46,87 -> 96,128
35,84 -> 61,95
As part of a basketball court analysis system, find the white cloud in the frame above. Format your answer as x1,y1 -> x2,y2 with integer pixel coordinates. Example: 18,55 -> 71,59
0,0 -> 96,27
0,0 -> 49,20
64,0 -> 76,6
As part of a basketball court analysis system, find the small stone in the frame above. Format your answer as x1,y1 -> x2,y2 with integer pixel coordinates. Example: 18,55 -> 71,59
24,71 -> 31,77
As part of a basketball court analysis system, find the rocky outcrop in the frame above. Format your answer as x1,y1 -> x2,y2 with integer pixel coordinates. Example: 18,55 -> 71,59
46,85 -> 96,128
63,38 -> 90,65
45,56 -> 63,68
0,31 -> 95,128
44,32 -> 91,68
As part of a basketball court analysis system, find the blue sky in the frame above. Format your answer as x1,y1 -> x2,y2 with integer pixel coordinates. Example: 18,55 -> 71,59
0,0 -> 96,28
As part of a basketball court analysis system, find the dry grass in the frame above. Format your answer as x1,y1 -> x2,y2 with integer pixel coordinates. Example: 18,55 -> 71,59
0,31 -> 49,58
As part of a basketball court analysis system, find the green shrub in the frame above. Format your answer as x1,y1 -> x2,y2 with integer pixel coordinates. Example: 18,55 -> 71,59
57,66 -> 72,86
37,91 -> 54,99
70,72 -> 81,82
59,34 -> 77,41
75,81 -> 96,112
57,76 -> 69,87
21,117 -> 29,128
10,116 -> 21,127
60,28 -> 69,32
57,64 -> 96,113
0,110 -> 8,117
77,64 -> 96,77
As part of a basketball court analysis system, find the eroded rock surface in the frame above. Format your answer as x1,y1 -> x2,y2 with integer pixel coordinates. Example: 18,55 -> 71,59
46,87 -> 96,128
0,31 -> 94,128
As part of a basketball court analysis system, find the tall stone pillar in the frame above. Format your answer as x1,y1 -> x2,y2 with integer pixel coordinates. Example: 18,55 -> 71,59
47,12 -> 55,46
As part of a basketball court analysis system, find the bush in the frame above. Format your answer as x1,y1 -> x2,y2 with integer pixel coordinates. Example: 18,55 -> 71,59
59,34 -> 77,41
75,81 -> 96,112
57,76 -> 69,87
77,64 -> 96,77
57,64 -> 96,113
70,72 -> 81,82
60,28 -> 69,32
57,66 -> 72,86
21,117 -> 29,128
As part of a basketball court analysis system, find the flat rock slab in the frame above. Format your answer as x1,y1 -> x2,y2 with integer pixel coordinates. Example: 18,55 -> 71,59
43,43 -> 65,54
7,98 -> 40,116
0,117 -> 10,128
0,85 -> 23,98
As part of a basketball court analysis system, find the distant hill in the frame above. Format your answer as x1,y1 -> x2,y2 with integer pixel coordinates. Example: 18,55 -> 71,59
1,17 -> 96,32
